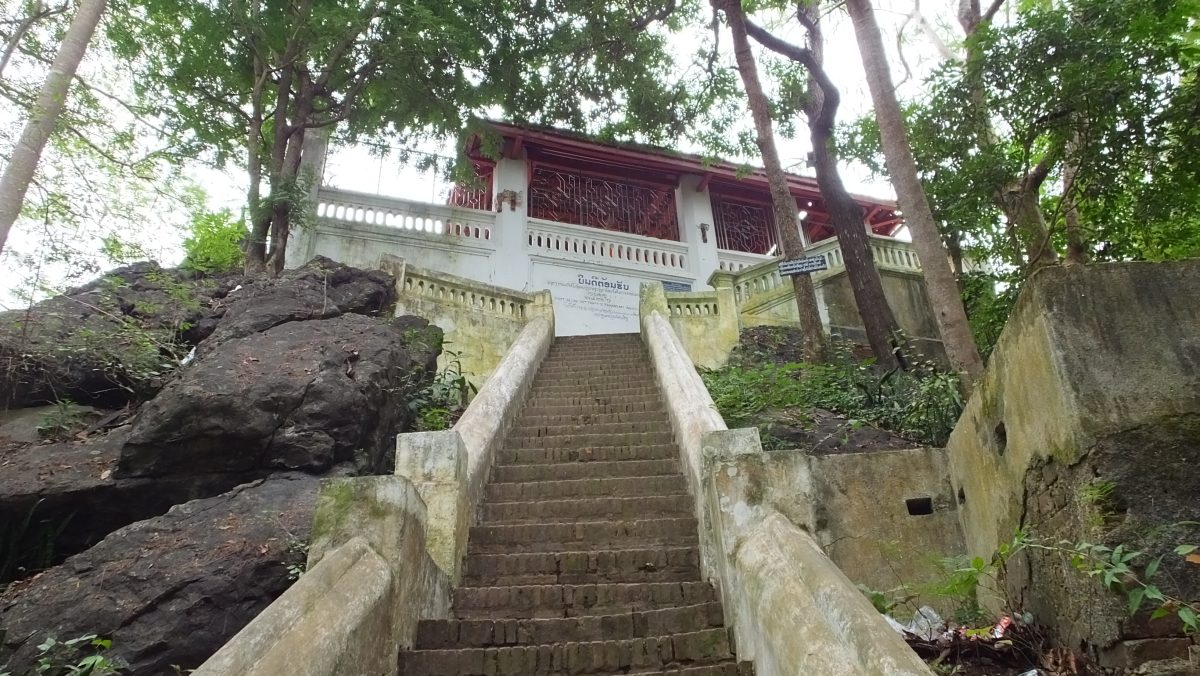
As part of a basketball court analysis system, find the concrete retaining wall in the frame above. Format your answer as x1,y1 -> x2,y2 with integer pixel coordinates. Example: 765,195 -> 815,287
946,261 -> 1200,667
639,283 -> 932,676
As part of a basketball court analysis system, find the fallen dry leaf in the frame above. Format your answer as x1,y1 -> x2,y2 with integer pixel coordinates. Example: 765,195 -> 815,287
1186,553 -> 1200,565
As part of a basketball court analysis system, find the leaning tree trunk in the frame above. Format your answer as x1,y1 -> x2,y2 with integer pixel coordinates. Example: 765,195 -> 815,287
721,0 -> 827,361
844,0 -> 985,385
798,6 -> 902,369
0,0 -> 108,257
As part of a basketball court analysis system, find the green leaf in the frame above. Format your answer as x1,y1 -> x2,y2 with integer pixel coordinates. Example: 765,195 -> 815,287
1145,555 -> 1163,581
1127,587 -> 1146,614
1179,607 -> 1198,631
1175,544 -> 1198,556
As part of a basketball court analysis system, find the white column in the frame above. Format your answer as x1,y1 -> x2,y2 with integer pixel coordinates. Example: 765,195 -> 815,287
489,156 -> 530,290
676,174 -> 719,290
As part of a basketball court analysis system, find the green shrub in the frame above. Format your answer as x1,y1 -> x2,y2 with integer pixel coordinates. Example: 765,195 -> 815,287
700,342 -> 964,446
182,208 -> 246,273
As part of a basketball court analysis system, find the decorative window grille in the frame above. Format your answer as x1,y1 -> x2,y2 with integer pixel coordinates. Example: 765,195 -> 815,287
528,166 -> 680,241
712,195 -> 779,255
447,163 -> 494,211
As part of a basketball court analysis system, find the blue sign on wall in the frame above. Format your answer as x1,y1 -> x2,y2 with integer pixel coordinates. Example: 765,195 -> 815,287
662,281 -> 693,293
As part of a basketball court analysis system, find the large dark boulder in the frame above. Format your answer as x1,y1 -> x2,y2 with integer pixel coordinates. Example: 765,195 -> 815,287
0,474 -> 320,675
0,428 -> 257,581
200,256 -> 397,351
0,263 -> 243,409
118,313 -> 440,479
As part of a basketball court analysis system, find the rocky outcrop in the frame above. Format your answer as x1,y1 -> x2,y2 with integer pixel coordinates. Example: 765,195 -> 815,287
199,256 -> 396,351
0,263 -> 243,409
0,428 -> 255,580
119,313 -> 439,479
0,257 -> 443,673
0,474 -> 321,675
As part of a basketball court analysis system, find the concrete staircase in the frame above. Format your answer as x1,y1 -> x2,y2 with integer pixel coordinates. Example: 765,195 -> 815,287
400,334 -> 752,675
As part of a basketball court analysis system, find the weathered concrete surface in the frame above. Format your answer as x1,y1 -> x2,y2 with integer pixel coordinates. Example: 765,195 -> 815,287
381,255 -> 553,390
946,261 -> 1200,661
662,273 -> 741,370
195,477 -> 451,676
641,297 -> 932,675
818,270 -> 947,363
701,443 -> 966,614
394,430 -> 470,581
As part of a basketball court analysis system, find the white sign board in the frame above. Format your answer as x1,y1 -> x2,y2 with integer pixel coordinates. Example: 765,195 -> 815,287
531,263 -> 642,336
778,256 -> 829,276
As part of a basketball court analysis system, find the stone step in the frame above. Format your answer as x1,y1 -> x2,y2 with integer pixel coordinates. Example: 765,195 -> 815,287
492,459 -> 680,483
531,384 -> 661,396
462,546 -> 701,586
506,432 -> 676,450
522,399 -> 665,414
485,476 -> 687,502
509,422 -> 672,441
415,602 -> 725,649
498,445 -> 678,466
516,411 -> 669,428
543,352 -> 646,363
468,517 -> 697,554
482,495 -> 694,524
534,372 -> 655,386
523,397 -> 666,412
451,582 -> 720,619
399,628 -> 733,675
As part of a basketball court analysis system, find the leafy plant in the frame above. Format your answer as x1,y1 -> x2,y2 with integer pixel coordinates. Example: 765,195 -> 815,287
700,339 -> 964,446
408,348 -> 476,432
181,207 -> 246,274
36,401 -> 88,441
0,633 -> 119,676
285,537 -> 309,582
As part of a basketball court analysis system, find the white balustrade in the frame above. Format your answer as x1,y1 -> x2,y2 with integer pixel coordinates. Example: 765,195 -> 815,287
729,235 -> 921,304
402,271 -> 534,319
666,292 -> 721,318
526,218 -> 690,274
717,249 -> 775,272
317,187 -> 495,242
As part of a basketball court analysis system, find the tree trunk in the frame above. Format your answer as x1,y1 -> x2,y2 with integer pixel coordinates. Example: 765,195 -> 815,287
998,180 -> 1058,270
721,0 -> 827,362
796,6 -> 902,369
1062,131 -> 1088,266
844,0 -> 985,385
0,0 -> 107,257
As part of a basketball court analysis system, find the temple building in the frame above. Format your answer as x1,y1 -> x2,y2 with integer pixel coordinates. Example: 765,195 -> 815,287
288,122 -> 934,352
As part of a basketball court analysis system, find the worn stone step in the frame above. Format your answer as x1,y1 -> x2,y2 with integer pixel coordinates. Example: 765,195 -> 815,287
521,402 -> 666,418
399,628 -> 733,675
535,372 -> 654,385
462,546 -> 701,586
516,413 -> 669,430
492,459 -> 680,483
486,476 -> 687,502
537,361 -> 649,372
415,602 -> 726,649
509,432 -> 676,450
523,398 -> 666,413
531,383 -> 661,396
452,582 -> 720,619
482,495 -> 694,524
510,422 -> 672,441
640,664 -> 750,676
468,517 -> 698,553
498,445 -> 678,466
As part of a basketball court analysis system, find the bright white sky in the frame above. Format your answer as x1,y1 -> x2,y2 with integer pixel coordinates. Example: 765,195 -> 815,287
1,0 -> 969,306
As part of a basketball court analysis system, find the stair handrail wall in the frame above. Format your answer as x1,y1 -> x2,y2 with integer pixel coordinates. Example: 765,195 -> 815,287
395,311 -> 555,583
639,281 -> 933,676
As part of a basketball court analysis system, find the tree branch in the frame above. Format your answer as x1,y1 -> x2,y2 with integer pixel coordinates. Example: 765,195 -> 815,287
741,17 -> 840,131
980,0 -> 1007,25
